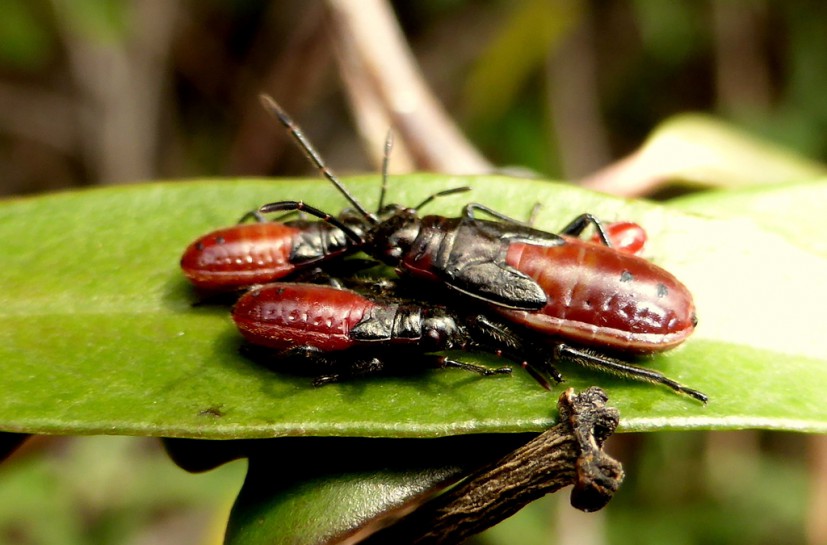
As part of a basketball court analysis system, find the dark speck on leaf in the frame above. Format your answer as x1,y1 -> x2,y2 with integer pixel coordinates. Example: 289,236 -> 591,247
199,406 -> 224,418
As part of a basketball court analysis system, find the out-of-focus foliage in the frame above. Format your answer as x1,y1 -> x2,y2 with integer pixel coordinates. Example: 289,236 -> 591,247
0,0 -> 53,67
479,430 -> 812,545
3,1 -> 827,190
0,436 -> 244,545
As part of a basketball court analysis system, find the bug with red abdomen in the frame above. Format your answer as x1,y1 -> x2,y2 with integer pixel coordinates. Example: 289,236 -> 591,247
232,278 -> 705,401
180,210 -> 365,291
363,208 -> 705,400
368,219 -> 708,403
232,282 -> 560,386
363,213 -> 704,400
180,197 -> 644,295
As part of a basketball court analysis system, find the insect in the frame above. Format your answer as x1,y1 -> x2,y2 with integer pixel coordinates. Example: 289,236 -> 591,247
244,96 -> 706,401
184,96 -> 650,301
179,209 -> 367,292
469,215 -> 704,401
233,278 -> 705,401
233,281 -> 559,386
496,221 -> 694,350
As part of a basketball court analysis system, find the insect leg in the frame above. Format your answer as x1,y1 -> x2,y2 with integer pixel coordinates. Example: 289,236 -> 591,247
244,345 -> 386,386
462,202 -> 531,226
461,203 -> 564,248
435,355 -> 512,377
258,201 -> 364,243
312,353 -> 511,384
558,214 -> 612,247
311,356 -> 387,386
237,210 -> 268,223
554,343 -> 708,403
240,344 -> 348,384
468,314 -> 564,389
413,187 -> 472,211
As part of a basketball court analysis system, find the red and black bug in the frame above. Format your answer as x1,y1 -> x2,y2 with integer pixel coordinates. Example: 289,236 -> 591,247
232,279 -> 705,401
498,235 -> 705,401
180,208 -> 644,293
253,96 -> 661,312
232,282 -> 560,386
500,231 -> 693,351
444,213 -> 704,400
179,119 -> 382,292
182,96 -> 648,299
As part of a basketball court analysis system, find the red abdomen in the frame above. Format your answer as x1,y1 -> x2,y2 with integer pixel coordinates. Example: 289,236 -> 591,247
232,283 -> 375,351
503,240 -> 696,352
181,223 -> 301,290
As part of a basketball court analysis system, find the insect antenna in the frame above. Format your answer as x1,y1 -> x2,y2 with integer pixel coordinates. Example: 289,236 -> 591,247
375,130 -> 469,214
259,94 -> 378,224
377,129 -> 393,212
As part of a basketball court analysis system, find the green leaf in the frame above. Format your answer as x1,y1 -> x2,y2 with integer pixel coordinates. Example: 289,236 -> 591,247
228,463 -> 441,545
670,180 -> 827,257
257,175 -> 820,544
0,175 -> 825,440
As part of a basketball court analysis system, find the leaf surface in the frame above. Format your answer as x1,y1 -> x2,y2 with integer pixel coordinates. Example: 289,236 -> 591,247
0,176 -> 825,439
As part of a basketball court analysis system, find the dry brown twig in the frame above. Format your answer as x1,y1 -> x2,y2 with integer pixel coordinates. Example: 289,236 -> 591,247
342,387 -> 624,545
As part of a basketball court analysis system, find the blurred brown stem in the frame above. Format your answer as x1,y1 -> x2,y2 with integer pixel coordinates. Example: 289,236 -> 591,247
808,436 -> 827,545
325,0 -> 491,174
50,0 -> 179,184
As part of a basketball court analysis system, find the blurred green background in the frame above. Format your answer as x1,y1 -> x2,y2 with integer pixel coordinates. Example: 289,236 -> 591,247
5,0 -> 827,192
0,1 -> 824,544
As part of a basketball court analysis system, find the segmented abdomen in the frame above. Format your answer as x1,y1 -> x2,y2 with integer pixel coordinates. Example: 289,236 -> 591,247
232,283 -> 375,351
181,223 -> 302,289
503,240 -> 696,352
